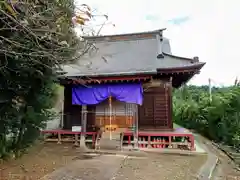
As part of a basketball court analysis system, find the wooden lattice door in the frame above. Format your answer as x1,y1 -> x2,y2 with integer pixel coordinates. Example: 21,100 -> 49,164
138,93 -> 154,128
138,86 -> 172,130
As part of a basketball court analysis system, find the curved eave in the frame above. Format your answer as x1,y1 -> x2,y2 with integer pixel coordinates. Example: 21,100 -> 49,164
156,62 -> 206,88
157,62 -> 206,74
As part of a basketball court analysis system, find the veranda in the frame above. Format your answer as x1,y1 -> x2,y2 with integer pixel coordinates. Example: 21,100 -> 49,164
41,81 -> 195,151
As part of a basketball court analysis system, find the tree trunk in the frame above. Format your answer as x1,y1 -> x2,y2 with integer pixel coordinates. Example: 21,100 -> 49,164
14,111 -> 26,158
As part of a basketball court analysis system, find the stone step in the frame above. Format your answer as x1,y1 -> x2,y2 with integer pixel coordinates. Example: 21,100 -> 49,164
98,132 -> 122,150
99,139 -> 120,150
102,132 -> 121,140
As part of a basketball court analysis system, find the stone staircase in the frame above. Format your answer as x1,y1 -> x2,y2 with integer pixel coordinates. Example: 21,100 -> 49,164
98,131 -> 122,150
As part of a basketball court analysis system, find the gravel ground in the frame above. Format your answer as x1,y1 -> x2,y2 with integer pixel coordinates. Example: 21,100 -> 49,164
0,143 -> 83,180
41,155 -> 124,180
113,153 -> 207,180
0,142 -> 208,180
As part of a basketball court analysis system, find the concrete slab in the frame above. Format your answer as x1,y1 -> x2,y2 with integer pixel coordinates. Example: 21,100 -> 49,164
137,148 -> 207,156
195,139 -> 206,153
41,155 -> 125,180
194,134 -> 219,180
86,149 -> 148,157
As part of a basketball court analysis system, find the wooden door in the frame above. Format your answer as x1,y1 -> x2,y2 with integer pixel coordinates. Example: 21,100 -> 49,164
138,93 -> 154,127
86,105 -> 96,131
95,99 -> 133,129
138,86 -> 172,130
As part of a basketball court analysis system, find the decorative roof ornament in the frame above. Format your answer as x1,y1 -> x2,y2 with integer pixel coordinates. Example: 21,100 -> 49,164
157,54 -> 164,59
156,31 -> 164,59
191,56 -> 199,63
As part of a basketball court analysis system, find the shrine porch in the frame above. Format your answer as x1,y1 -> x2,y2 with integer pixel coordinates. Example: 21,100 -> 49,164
120,128 -> 195,151
40,129 -> 97,148
40,127 -> 202,152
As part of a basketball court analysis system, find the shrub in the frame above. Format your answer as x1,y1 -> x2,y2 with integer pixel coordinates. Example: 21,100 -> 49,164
173,85 -> 240,149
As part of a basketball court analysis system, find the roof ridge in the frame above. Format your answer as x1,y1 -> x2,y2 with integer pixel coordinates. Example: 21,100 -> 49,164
163,52 -> 200,62
82,28 -> 166,40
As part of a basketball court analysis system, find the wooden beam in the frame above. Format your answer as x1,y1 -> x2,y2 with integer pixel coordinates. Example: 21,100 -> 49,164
80,105 -> 87,149
168,77 -> 173,130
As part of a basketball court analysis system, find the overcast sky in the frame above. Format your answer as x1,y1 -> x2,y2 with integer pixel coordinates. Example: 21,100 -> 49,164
76,0 -> 240,86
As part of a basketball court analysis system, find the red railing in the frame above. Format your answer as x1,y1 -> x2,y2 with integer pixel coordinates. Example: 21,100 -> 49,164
121,131 -> 195,151
41,130 -> 195,151
40,130 -> 97,147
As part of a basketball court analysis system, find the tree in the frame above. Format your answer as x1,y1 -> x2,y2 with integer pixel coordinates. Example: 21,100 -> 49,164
173,84 -> 240,149
0,0 -> 100,158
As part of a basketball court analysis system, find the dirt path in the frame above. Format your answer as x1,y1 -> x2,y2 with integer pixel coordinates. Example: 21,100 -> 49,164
113,153 -> 207,180
196,135 -> 240,180
41,155 -> 125,180
40,152 -> 207,180
0,140 -> 208,180
0,143 -> 82,180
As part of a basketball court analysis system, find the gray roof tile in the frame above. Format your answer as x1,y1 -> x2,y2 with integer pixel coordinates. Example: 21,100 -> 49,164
62,31 -> 204,77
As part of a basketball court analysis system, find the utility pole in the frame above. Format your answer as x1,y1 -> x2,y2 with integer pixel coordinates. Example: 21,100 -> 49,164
208,78 -> 212,102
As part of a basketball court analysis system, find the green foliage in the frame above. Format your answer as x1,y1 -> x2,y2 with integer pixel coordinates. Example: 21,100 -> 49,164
0,0 -> 79,159
173,85 -> 240,149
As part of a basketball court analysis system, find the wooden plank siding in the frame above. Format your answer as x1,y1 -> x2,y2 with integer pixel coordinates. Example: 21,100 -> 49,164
62,84 -> 173,131
63,86 -> 134,130
94,99 -> 134,128
138,85 -> 172,130
63,85 -> 82,130
95,116 -> 133,128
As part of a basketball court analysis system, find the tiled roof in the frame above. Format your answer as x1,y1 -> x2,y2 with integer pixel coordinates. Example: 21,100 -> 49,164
62,30 -> 205,77
82,28 -> 166,40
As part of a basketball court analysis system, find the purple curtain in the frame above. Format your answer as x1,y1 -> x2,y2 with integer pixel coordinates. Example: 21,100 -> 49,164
72,83 -> 143,105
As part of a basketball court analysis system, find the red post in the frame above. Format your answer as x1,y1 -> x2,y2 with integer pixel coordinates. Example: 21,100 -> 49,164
128,135 -> 131,145
153,138 -> 157,148
92,133 -> 96,148
162,139 -> 166,148
158,139 -> 161,148
148,135 -> 151,148
141,137 -> 145,148
57,132 -> 61,144
168,135 -> 172,148
190,135 -> 195,151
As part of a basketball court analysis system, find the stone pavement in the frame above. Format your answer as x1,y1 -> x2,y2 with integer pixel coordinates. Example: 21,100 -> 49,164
41,155 -> 125,180
195,134 -> 218,180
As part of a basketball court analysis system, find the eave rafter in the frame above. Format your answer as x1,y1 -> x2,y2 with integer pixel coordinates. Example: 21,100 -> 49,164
60,75 -> 152,85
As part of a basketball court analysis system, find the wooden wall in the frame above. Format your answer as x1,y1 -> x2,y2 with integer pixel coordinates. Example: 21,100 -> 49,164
95,116 -> 133,128
63,89 -> 135,130
94,99 -> 134,128
63,85 -> 82,130
63,83 -> 173,131
138,85 -> 173,130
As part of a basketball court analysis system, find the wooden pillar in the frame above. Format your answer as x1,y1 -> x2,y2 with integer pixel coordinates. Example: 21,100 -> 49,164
133,104 -> 139,150
63,85 -> 72,130
168,77 -> 173,130
109,96 -> 112,140
80,105 -> 87,149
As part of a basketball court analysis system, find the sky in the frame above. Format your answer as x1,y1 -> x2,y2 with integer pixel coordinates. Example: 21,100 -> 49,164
75,0 -> 240,86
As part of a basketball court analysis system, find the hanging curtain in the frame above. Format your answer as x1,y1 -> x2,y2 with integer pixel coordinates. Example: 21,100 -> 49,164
72,83 -> 143,105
